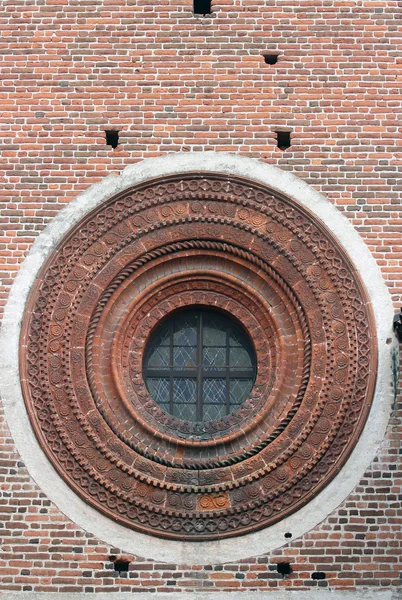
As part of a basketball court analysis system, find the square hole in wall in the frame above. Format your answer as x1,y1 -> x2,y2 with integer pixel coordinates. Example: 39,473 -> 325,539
194,0 -> 212,15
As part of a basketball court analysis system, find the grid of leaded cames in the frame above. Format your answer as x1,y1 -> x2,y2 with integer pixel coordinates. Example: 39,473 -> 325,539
143,309 -> 256,423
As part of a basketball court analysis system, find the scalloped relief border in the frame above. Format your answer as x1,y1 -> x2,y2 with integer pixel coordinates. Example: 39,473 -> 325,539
0,152 -> 396,565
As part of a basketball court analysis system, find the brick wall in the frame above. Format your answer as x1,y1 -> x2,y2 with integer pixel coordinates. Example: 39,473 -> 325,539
0,0 -> 401,593
1,366 -> 401,592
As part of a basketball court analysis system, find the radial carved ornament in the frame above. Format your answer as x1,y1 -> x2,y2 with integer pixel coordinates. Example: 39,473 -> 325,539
21,173 -> 377,540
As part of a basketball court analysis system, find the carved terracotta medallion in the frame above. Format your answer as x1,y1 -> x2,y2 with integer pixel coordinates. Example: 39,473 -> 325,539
21,173 -> 377,540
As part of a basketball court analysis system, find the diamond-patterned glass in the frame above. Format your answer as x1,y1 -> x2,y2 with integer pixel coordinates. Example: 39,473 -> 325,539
203,404 -> 226,421
156,322 -> 171,346
147,378 -> 170,405
229,378 -> 253,405
203,347 -> 226,368
229,347 -> 252,367
144,309 -> 256,423
173,314 -> 197,346
173,378 -> 197,403
172,378 -> 197,422
203,378 -> 226,405
203,315 -> 226,346
173,402 -> 197,422
147,346 -> 170,367
229,329 -> 243,347
173,346 -> 196,368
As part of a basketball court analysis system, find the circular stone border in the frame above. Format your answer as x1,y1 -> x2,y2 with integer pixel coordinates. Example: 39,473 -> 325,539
0,152 -> 396,564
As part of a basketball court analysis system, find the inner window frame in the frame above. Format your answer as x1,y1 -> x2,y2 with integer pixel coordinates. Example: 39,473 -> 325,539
143,308 -> 256,422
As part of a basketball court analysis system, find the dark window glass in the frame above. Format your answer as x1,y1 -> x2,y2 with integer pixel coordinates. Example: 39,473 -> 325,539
143,309 -> 256,422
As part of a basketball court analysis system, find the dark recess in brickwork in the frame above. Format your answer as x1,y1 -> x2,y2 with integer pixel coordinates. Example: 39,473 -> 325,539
105,130 -> 119,149
277,563 -> 292,578
276,131 -> 291,151
194,0 -> 212,15
109,556 -> 131,573
263,52 -> 279,65
312,572 -> 326,580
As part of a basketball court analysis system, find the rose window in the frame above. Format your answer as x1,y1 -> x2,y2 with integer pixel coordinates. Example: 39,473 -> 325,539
143,309 -> 256,422
20,172 -> 376,540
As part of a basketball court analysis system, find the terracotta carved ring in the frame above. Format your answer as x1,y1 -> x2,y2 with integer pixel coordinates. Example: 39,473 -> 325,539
21,173 -> 377,540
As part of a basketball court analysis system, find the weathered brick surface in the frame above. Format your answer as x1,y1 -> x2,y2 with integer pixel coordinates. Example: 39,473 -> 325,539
0,0 -> 401,592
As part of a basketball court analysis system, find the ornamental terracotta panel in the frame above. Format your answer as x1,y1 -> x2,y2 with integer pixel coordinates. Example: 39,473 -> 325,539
20,173 -> 377,540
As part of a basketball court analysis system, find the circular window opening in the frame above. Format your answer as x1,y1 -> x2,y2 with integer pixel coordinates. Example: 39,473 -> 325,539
143,309 -> 257,423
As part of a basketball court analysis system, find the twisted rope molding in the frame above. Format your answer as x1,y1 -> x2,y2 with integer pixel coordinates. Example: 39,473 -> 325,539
84,237 -> 311,470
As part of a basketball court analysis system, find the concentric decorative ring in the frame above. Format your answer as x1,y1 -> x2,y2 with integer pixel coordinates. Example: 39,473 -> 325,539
20,172 -> 377,540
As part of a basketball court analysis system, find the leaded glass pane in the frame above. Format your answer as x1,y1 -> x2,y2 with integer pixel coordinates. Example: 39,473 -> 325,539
173,314 -> 197,346
173,378 -> 197,403
172,378 -> 197,422
147,378 -> 170,405
203,404 -> 226,421
173,402 -> 197,422
173,346 -> 196,368
229,329 -> 243,347
203,378 -> 226,405
203,347 -> 226,368
156,322 -> 171,346
147,346 -> 170,367
229,347 -> 253,368
203,316 -> 226,346
229,378 -> 253,405
144,309 -> 256,423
